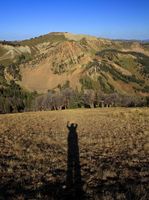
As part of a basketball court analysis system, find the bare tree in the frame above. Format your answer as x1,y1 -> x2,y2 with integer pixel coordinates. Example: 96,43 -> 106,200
82,89 -> 96,108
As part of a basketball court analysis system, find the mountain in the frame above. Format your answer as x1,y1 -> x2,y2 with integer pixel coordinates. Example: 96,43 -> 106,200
0,32 -> 149,96
142,39 -> 149,43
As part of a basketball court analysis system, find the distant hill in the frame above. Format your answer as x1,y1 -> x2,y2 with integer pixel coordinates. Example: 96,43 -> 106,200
142,39 -> 149,42
0,32 -> 149,96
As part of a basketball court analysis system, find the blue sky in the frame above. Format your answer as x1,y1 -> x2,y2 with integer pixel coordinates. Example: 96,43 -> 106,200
0,0 -> 149,40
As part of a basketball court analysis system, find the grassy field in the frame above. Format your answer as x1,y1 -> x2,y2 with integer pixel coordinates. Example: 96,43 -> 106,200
0,108 -> 149,200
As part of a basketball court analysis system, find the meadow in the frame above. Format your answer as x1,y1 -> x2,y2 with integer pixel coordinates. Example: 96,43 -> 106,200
0,108 -> 149,199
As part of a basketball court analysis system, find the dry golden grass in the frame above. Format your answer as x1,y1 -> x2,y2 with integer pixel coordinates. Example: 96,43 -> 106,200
0,108 -> 149,199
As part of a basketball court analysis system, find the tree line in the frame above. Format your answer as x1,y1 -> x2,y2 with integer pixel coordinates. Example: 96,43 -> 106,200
0,80 -> 149,114
34,88 -> 149,111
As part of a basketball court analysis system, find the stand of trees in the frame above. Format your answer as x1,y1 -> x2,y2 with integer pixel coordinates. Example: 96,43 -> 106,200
0,82 -> 149,114
34,88 -> 149,111
0,79 -> 149,114
0,80 -> 37,114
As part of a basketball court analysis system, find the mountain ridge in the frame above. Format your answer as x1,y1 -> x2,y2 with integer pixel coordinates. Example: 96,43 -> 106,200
0,32 -> 149,95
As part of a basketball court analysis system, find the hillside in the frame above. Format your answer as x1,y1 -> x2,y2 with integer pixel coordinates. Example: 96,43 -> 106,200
0,32 -> 149,95
0,108 -> 149,199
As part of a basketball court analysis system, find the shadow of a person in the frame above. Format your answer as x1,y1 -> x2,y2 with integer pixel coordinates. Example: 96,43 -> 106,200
66,122 -> 84,199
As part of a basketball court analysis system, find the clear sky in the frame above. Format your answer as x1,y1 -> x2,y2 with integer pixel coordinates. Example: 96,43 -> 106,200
0,0 -> 149,40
